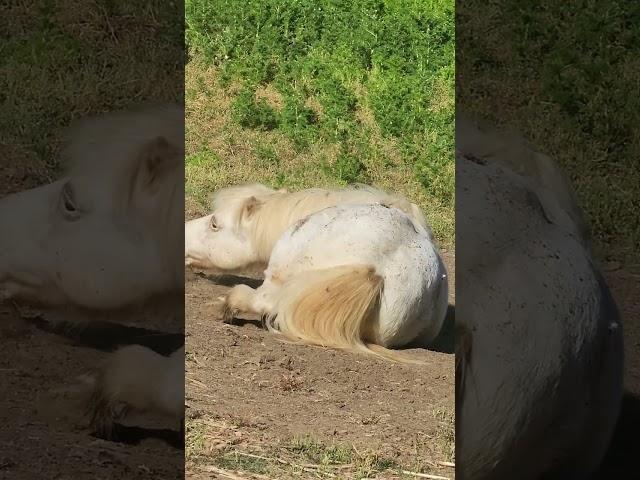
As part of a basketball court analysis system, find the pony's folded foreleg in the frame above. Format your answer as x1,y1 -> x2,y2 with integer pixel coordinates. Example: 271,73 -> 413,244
222,284 -> 256,323
85,344 -> 184,441
222,283 -> 276,324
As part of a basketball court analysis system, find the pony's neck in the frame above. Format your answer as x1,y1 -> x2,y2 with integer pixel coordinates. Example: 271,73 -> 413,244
248,190 -> 337,261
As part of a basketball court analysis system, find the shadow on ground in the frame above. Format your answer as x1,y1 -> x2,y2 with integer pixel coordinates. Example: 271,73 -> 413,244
403,304 -> 455,354
596,392 -> 640,477
94,424 -> 184,449
26,315 -> 184,356
193,271 -> 264,289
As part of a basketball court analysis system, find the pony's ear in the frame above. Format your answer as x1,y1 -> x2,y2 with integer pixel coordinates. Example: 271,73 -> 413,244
133,136 -> 181,191
241,196 -> 263,220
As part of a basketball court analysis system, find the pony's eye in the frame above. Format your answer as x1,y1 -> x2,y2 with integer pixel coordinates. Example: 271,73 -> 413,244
210,215 -> 220,231
61,183 -> 79,216
64,195 -> 76,212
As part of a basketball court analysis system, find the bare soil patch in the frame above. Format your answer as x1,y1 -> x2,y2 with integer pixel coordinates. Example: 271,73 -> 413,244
596,264 -> 640,476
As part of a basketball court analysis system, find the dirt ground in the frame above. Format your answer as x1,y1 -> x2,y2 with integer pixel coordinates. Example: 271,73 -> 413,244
1,157 -> 637,479
182,224 -> 640,479
0,162 -> 184,480
184,252 -> 457,480
595,263 -> 640,477
0,306 -> 184,480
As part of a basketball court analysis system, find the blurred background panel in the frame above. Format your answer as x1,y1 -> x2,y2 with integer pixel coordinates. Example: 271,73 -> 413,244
457,1 -> 639,478
0,1 -> 185,478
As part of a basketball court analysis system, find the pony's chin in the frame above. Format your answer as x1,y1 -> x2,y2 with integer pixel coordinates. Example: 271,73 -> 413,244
185,255 -> 215,270
0,280 -> 60,307
185,253 -> 258,273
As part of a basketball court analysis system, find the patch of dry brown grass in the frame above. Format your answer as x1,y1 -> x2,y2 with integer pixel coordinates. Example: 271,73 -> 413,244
185,414 -> 456,479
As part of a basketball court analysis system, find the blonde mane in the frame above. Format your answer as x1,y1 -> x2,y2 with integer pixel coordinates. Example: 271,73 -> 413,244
212,183 -> 432,263
62,103 -> 184,175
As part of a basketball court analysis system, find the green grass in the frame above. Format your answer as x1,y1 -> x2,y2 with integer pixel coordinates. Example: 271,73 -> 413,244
0,1 -> 183,184
185,0 -> 455,245
458,0 -> 640,262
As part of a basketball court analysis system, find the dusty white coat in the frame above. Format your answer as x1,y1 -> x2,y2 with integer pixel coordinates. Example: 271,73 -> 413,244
228,203 -> 449,349
456,116 -> 623,480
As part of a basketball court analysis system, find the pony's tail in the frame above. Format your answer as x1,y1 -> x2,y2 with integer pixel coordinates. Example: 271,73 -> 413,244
266,265 -> 424,364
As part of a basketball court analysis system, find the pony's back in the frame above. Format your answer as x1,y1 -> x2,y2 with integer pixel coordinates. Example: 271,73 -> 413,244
217,183 -> 432,260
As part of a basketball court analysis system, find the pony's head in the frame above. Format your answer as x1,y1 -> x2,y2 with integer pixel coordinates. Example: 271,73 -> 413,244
0,104 -> 184,310
184,183 -> 279,271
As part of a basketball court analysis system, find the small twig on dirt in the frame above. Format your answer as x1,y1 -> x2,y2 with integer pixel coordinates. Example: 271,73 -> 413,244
300,466 -> 336,478
231,451 -> 340,475
437,461 -> 455,468
187,378 -> 209,389
188,354 -> 205,368
351,444 -> 363,457
329,464 -> 356,470
191,391 -> 218,402
401,471 -> 450,480
240,360 -> 261,367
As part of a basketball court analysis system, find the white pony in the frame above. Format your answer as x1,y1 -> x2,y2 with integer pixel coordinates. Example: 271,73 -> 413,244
456,114 -> 623,479
187,184 -> 448,360
0,104 -> 185,440
185,183 -> 432,271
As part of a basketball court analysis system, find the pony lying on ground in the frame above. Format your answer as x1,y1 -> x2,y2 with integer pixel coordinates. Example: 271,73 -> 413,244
218,202 -> 448,362
185,183 -> 432,271
0,104 -> 185,440
455,114 -> 623,480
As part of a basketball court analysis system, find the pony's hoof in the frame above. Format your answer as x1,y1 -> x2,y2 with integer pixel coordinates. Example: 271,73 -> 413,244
92,417 -> 118,441
221,303 -> 238,324
85,383 -> 127,442
87,401 -> 119,441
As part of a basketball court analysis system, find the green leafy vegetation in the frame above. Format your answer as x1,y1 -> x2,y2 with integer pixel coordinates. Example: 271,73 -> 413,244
458,0 -> 640,261
0,1 -> 183,180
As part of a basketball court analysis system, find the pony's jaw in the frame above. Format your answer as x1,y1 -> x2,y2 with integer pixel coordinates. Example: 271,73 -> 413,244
200,240 -> 257,271
185,214 -> 258,271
